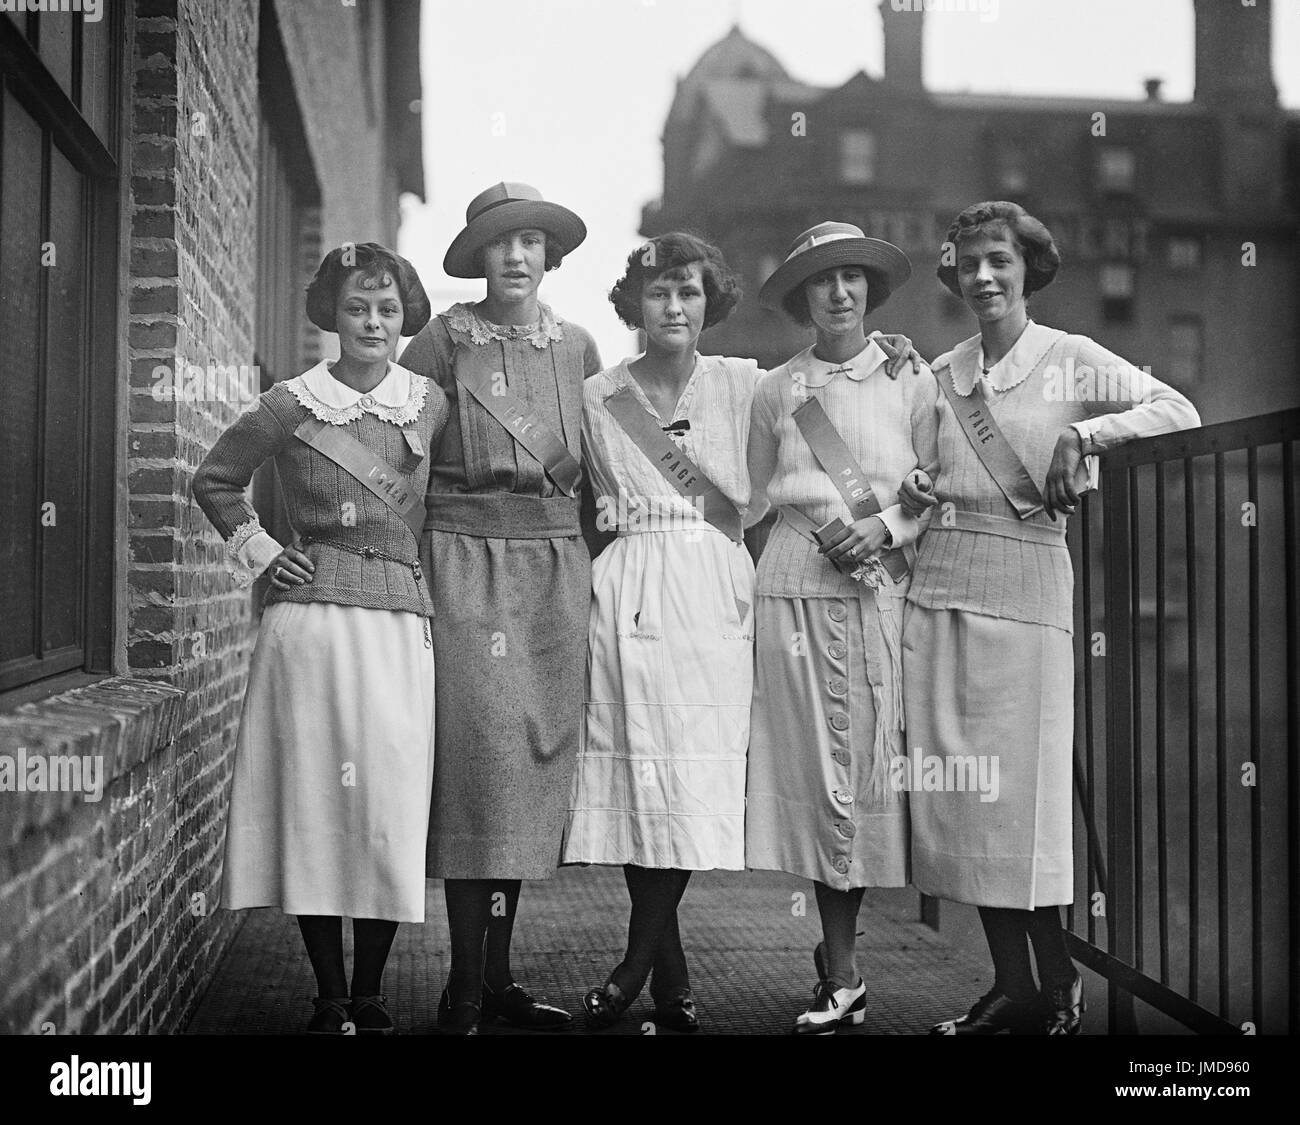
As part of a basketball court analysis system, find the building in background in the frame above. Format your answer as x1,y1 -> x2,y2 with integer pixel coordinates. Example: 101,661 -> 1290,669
643,0 -> 1298,425
0,0 -> 423,1034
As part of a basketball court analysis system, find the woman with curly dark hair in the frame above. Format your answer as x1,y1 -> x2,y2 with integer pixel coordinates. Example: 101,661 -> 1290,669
900,201 -> 1199,1035
562,231 -> 757,1032
193,242 -> 448,1035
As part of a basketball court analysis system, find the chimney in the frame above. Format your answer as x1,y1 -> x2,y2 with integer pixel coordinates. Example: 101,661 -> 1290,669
1193,0 -> 1276,108
879,0 -> 924,93
1143,77 -> 1163,102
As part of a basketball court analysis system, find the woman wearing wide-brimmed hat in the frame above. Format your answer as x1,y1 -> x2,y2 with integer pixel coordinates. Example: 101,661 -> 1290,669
898,201 -> 1199,1035
398,182 -> 599,1034
193,243 -> 448,1035
745,221 -> 937,1034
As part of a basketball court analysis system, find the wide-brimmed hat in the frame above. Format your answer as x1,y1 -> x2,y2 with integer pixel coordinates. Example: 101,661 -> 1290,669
758,221 -> 911,314
442,182 -> 587,279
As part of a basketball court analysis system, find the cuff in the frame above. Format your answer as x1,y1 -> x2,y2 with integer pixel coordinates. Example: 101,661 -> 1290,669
1069,419 -> 1100,454
226,521 -> 283,589
876,504 -> 919,549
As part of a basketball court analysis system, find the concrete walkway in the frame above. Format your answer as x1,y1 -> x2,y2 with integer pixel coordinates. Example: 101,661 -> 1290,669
185,866 -> 996,1035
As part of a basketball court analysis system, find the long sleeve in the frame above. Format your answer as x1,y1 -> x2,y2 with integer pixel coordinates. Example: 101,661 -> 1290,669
192,394 -> 291,586
744,378 -> 780,528
1066,336 -> 1201,453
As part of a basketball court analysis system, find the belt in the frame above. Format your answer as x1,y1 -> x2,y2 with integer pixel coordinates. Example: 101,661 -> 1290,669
927,509 -> 1067,546
422,492 -> 580,539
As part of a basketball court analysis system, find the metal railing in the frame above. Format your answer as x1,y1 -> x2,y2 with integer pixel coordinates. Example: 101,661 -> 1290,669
1067,408 -> 1299,1034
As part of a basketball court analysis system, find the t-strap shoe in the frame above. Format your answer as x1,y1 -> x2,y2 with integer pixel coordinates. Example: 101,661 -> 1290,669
306,996 -> 352,1035
793,979 -> 867,1035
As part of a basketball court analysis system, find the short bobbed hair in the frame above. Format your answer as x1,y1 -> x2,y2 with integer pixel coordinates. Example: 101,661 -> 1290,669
936,201 -> 1061,299
470,230 -> 567,277
305,242 -> 431,336
609,231 -> 741,331
780,266 -> 894,328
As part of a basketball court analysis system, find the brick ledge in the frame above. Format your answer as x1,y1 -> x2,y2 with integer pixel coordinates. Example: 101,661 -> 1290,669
0,678 -> 187,848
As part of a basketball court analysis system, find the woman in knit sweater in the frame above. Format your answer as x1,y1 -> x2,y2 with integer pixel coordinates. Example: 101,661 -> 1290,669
745,222 -> 936,1035
900,201 -> 1199,1035
192,243 -> 448,1035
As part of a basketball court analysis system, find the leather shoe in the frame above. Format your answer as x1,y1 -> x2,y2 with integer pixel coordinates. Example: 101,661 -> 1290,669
306,996 -> 352,1035
349,994 -> 394,1035
793,978 -> 866,1035
650,987 -> 700,1033
929,988 -> 1043,1035
1043,973 -> 1085,1035
481,981 -> 572,1030
436,987 -> 480,1036
582,977 -> 632,1030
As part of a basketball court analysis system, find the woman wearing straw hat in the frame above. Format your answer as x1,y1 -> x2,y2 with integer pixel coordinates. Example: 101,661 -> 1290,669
398,182 -> 600,1035
745,221 -> 937,1034
898,201 -> 1198,1035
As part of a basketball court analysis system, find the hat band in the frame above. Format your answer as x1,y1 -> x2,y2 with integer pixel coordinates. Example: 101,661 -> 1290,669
786,230 -> 863,262
470,194 -> 539,222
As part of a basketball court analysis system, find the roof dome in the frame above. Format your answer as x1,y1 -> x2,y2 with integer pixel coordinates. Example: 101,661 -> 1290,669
668,25 -> 791,127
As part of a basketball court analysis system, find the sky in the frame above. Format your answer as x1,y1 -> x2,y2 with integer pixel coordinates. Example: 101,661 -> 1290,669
398,0 -> 1300,367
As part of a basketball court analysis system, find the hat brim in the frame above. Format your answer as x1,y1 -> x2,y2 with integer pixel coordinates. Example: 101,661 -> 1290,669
758,238 -> 912,312
443,200 -> 587,278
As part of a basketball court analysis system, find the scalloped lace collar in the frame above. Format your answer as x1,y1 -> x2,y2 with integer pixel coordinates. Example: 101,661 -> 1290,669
442,301 -> 564,350
943,321 -> 1063,396
286,360 -> 428,426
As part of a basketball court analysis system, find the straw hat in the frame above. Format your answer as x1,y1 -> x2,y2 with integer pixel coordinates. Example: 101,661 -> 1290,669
758,221 -> 911,314
442,182 -> 587,279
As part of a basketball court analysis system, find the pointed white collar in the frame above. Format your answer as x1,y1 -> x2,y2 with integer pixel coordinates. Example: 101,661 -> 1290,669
786,339 -> 888,388
944,321 -> 1063,395
286,360 -> 427,426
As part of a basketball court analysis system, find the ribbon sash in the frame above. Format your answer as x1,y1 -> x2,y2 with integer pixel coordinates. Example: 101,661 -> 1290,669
602,387 -> 743,543
936,369 -> 1046,520
791,397 -> 889,521
454,361 -> 581,497
294,418 -> 425,539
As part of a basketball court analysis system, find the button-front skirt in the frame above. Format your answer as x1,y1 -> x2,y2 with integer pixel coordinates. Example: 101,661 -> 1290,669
745,590 -> 909,890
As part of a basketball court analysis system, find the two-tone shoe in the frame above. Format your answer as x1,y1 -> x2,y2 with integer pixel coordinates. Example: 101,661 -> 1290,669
792,979 -> 867,1036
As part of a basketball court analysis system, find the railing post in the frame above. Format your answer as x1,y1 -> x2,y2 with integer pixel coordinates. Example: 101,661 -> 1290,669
1103,459 -> 1139,1034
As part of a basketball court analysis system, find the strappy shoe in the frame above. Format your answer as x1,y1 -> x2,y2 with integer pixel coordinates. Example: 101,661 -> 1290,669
649,987 -> 699,1033
350,994 -> 395,1035
306,996 -> 352,1035
582,977 -> 632,1030
793,979 -> 867,1035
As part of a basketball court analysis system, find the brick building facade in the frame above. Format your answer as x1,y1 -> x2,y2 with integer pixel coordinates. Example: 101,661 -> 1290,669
643,0 -> 1298,426
0,0 -> 423,1034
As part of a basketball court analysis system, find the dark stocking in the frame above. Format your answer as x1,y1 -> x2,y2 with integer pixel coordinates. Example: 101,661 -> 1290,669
977,906 -> 1037,1003
297,915 -> 347,998
649,907 -> 690,999
350,918 -> 399,996
483,879 -> 522,993
814,882 -> 866,989
442,878 -> 493,1005
1027,905 -> 1075,989
611,866 -> 691,1000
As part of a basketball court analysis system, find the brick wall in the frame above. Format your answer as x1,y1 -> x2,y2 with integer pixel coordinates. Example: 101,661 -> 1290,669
0,0 -> 418,1034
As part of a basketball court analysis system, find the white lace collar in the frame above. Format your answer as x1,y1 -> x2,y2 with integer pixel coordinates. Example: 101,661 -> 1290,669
441,301 -> 565,350
286,360 -> 428,426
943,321 -> 1064,396
785,339 -> 888,388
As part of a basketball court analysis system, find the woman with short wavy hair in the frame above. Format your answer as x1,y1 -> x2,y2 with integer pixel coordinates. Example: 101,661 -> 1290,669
193,242 -> 448,1035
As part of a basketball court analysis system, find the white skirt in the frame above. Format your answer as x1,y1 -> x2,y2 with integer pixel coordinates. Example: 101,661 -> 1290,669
562,527 -> 753,870
220,602 -> 436,921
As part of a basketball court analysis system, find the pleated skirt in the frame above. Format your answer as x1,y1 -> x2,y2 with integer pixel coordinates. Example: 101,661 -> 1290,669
902,602 -> 1074,908
220,602 -> 436,922
562,527 -> 754,870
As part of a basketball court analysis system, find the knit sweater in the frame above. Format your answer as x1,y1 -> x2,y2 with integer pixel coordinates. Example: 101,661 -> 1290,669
192,360 -> 450,616
907,321 -> 1201,632
747,340 -> 936,597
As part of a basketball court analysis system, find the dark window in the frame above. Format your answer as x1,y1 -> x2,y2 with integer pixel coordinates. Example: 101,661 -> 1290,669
1166,235 -> 1202,271
251,2 -> 323,612
1100,262 -> 1135,324
0,10 -> 122,697
1167,315 -> 1203,387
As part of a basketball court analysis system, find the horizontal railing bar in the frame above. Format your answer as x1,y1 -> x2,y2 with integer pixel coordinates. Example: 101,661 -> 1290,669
1097,409 -> 1300,469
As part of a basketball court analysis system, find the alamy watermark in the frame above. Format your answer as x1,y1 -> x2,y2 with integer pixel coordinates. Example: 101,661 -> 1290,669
890,749 -> 1000,803
595,488 -> 710,541
1041,358 -> 1156,403
0,0 -> 103,21
0,748 -> 104,803
151,363 -> 260,404
890,0 -> 999,24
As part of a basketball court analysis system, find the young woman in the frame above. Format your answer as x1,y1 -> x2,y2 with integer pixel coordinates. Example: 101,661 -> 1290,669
900,200 -> 1199,1034
397,183 -> 600,1035
562,233 -> 758,1033
193,243 -> 447,1035
745,221 -> 935,1035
